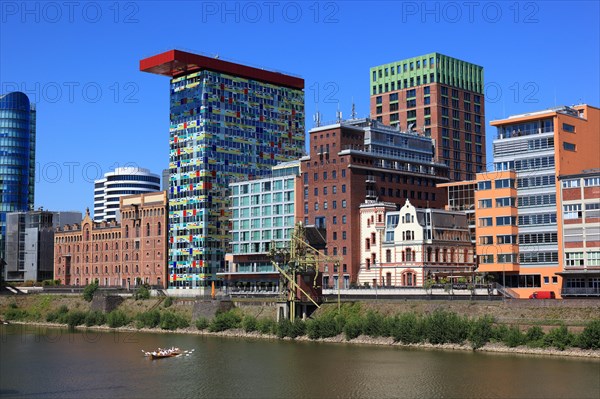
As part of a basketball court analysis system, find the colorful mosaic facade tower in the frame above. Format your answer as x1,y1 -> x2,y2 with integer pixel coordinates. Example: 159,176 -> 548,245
141,50 -> 305,292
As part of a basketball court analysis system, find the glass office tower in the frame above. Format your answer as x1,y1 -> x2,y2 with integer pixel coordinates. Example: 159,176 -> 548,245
0,91 -> 36,263
141,50 -> 305,292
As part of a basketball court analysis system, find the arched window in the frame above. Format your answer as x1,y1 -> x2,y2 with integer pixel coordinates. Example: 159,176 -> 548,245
125,254 -> 129,261
95,267 -> 98,273
115,254 -> 118,261
135,265 -> 139,273
157,222 -> 162,236
146,223 -> 151,237
105,266 -> 108,273
105,255 -> 108,262
135,224 -> 140,237
125,225 -> 129,238
115,243 -> 118,251
105,243 -> 108,250
125,265 -> 128,273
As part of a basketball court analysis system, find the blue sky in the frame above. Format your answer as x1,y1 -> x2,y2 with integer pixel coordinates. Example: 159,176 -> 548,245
1,1 -> 599,213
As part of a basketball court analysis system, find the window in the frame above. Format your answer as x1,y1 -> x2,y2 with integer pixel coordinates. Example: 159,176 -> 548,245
496,216 -> 516,226
478,181 -> 491,190
565,252 -> 584,267
588,252 -> 600,266
584,177 -> 600,186
478,199 -> 492,208
497,253 -> 518,263
496,197 -> 515,207
497,235 -> 517,244
342,215 -> 347,224
563,204 -> 582,219
563,142 -> 576,151
479,217 -> 493,227
562,123 -> 575,133
495,179 -> 515,189
562,179 -> 580,188
479,236 -> 493,245
479,255 -> 494,264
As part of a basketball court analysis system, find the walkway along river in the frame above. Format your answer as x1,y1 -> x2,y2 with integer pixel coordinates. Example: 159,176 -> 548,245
0,324 -> 599,399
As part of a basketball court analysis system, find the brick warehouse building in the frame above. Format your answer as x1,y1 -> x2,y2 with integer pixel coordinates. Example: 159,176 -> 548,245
54,192 -> 168,288
370,53 -> 486,181
302,118 -> 449,289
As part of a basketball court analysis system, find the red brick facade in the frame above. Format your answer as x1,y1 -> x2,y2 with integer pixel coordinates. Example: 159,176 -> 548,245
302,121 -> 448,288
54,192 -> 168,288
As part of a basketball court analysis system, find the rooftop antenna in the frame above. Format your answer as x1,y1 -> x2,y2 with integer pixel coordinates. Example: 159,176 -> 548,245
313,104 -> 321,127
336,104 -> 342,123
351,98 -> 357,119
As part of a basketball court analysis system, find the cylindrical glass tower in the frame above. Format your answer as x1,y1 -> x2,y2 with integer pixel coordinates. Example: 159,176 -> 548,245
0,91 -> 36,262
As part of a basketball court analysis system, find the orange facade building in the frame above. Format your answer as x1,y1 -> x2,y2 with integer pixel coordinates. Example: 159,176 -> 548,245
54,192 -> 168,288
475,105 -> 599,298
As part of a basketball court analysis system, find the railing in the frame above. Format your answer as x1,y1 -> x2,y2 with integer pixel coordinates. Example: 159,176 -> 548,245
497,126 -> 554,140
561,287 -> 600,296
493,282 -> 519,299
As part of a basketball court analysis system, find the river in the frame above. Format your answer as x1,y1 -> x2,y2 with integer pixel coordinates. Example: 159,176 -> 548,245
0,325 -> 598,399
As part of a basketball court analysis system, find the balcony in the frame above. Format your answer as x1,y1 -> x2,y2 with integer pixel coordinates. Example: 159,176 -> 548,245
497,126 -> 553,140
365,175 -> 376,183
366,190 -> 377,199
561,287 -> 600,297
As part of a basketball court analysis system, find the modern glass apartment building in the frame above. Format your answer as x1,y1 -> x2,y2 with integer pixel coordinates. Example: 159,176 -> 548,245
221,161 -> 301,293
141,50 -> 305,292
0,92 -> 36,262
93,167 -> 161,222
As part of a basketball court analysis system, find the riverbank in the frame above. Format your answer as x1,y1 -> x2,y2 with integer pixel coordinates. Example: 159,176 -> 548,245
6,320 -> 600,360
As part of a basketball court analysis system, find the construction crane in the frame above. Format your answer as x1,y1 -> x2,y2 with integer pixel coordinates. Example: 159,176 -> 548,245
269,223 -> 342,320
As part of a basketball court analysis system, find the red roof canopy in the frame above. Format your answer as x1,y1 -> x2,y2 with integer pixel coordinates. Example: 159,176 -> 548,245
140,50 -> 304,90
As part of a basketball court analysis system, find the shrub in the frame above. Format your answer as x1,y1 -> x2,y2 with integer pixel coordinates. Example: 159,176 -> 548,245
242,315 -> 257,333
209,310 -> 242,332
306,314 -> 342,339
393,313 -> 423,344
82,282 -> 99,302
66,311 -> 88,328
195,317 -> 210,331
577,319 -> 600,349
524,326 -> 545,347
544,325 -> 574,350
276,318 -> 293,338
163,296 -> 173,308
362,311 -> 386,338
256,318 -> 277,334
160,311 -> 190,330
107,310 -> 130,328
46,305 -> 70,323
291,320 -> 306,338
469,316 -> 494,349
84,310 -> 106,327
4,307 -> 28,321
134,285 -> 151,300
491,324 -> 509,342
343,316 -> 363,341
135,310 -> 160,329
503,326 -> 525,348
424,310 -> 469,345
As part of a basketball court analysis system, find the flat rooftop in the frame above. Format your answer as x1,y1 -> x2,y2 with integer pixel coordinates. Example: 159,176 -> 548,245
140,49 -> 304,90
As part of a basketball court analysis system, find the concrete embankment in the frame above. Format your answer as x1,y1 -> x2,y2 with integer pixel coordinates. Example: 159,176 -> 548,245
2,294 -> 599,359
